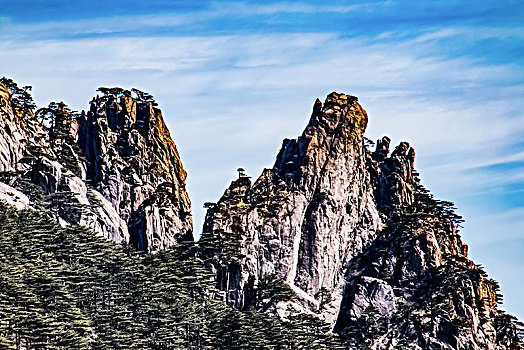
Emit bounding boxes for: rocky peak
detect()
[274,92,366,190]
[0,81,49,173]
[371,136,416,212]
[77,88,193,250]
[203,92,522,349]
[0,79,521,348]
[0,80,192,251]
[204,92,384,322]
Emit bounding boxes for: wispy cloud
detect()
[0,2,379,41]
[208,2,367,15]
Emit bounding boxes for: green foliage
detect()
[35,102,77,140]
[410,173,465,230]
[0,202,342,349]
[97,87,124,97]
[198,229,244,265]
[339,306,389,349]
[131,88,158,106]
[34,101,86,177]
[363,137,375,151]
[252,274,296,312]
[286,308,345,350]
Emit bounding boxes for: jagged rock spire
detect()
[202,92,522,349]
[204,92,384,321]
[78,89,193,250]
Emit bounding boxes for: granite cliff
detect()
[203,92,522,349]
[0,80,192,251]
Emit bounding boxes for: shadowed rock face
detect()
[0,83,192,251]
[0,83,49,173]
[1,79,521,348]
[203,92,522,349]
[371,137,416,212]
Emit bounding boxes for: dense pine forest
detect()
[0,202,343,349]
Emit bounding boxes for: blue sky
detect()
[1,0,524,319]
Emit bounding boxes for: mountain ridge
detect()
[0,79,192,251]
[0,77,522,349]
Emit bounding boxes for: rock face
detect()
[371,136,416,211]
[0,83,49,173]
[78,92,193,250]
[0,182,29,209]
[1,78,520,348]
[332,201,507,349]
[204,93,412,321]
[0,81,192,251]
[203,92,522,349]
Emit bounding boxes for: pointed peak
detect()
[313,98,322,113]
[375,136,391,159]
[325,92,358,105]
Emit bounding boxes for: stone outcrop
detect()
[1,78,520,348]
[0,83,49,173]
[0,182,29,209]
[78,91,193,250]
[371,136,416,212]
[203,92,522,349]
[332,204,504,349]
[0,81,192,250]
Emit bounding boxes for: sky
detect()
[1,0,524,319]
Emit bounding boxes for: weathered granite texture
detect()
[78,92,193,250]
[332,196,509,349]
[0,182,29,209]
[204,93,406,322]
[1,78,520,348]
[0,83,49,173]
[203,92,522,349]
[0,82,192,250]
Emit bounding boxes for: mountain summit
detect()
[203,92,522,349]
[0,80,192,251]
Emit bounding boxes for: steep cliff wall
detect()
[0,81,192,251]
[332,192,506,349]
[1,79,520,348]
[78,91,193,250]
[203,93,417,323]
[0,82,49,173]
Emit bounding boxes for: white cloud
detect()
[2,31,523,199]
[207,1,366,15]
